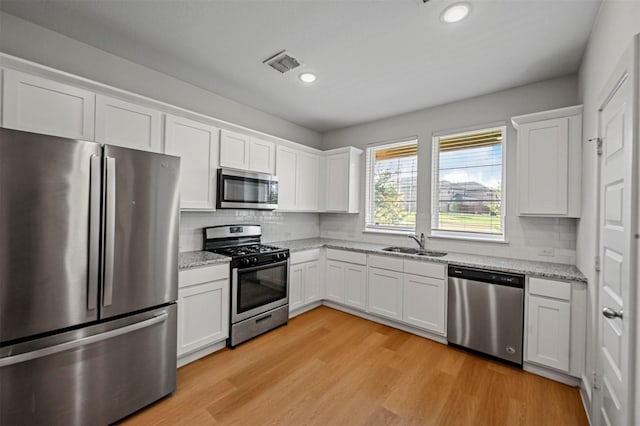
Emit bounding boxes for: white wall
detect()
[0,11,321,149]
[321,76,579,264]
[575,0,640,414]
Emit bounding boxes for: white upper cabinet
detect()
[323,147,362,213]
[219,129,275,174]
[275,144,320,212]
[512,105,582,217]
[164,114,219,210]
[2,68,95,140]
[95,94,163,152]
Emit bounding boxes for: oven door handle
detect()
[234,259,289,274]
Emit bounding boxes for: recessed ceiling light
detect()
[299,72,317,83]
[441,2,470,23]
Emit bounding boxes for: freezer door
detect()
[101,145,180,318]
[0,304,177,426]
[0,128,101,343]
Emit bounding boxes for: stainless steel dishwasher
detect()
[447,265,525,366]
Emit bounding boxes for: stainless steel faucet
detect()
[408,232,426,249]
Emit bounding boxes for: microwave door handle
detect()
[87,155,101,311]
[103,156,116,307]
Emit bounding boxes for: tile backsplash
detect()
[181,210,577,265]
[319,213,577,264]
[180,210,320,252]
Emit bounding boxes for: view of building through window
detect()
[432,127,505,237]
[365,140,417,232]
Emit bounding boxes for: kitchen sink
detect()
[381,246,447,257]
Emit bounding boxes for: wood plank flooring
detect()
[119,306,588,426]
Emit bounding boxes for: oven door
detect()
[232,260,289,323]
[217,169,278,210]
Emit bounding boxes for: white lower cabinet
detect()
[325,250,367,310]
[368,268,403,320]
[526,295,571,371]
[289,260,321,313]
[403,274,446,334]
[524,277,585,378]
[366,255,446,335]
[177,264,229,365]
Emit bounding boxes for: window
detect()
[365,139,418,233]
[431,126,506,240]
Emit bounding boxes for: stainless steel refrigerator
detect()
[0,128,180,425]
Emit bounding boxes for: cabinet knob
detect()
[602,307,623,320]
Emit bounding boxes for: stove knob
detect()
[272,254,279,261]
[252,257,258,264]
[241,258,250,266]
[279,253,286,260]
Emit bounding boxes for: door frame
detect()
[593,33,639,426]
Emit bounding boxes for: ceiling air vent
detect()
[263,50,301,74]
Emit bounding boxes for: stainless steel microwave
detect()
[217,168,278,210]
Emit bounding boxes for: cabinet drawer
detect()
[179,263,229,288]
[403,259,445,279]
[529,277,571,301]
[368,254,403,272]
[290,248,321,265]
[326,248,366,265]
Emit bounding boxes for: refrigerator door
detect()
[0,128,102,343]
[0,304,177,426]
[101,145,180,319]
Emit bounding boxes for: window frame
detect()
[430,125,507,242]
[364,137,419,235]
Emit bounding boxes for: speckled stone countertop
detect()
[268,238,587,283]
[179,251,231,270]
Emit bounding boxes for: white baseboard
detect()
[322,301,448,345]
[580,373,593,425]
[289,301,323,319]
[177,340,226,368]
[523,362,581,387]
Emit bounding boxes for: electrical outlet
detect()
[538,248,555,257]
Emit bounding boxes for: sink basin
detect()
[381,247,447,257]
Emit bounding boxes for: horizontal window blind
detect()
[366,140,418,232]
[432,127,505,237]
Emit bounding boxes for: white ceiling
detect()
[0,0,602,132]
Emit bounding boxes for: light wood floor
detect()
[120,306,588,426]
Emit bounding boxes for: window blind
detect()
[365,139,418,232]
[432,127,505,237]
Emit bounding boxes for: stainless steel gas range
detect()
[203,225,289,347]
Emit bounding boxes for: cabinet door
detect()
[297,152,320,211]
[325,260,345,303]
[165,115,219,210]
[325,153,349,211]
[518,118,569,215]
[2,69,95,140]
[275,145,298,210]
[95,95,162,152]
[526,295,571,371]
[304,261,321,303]
[249,138,276,174]
[403,274,445,334]
[289,264,304,312]
[177,278,229,357]
[344,264,367,310]
[368,268,403,320]
[219,129,249,170]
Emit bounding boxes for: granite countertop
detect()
[268,238,587,283]
[179,251,231,269]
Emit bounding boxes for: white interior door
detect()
[595,38,638,426]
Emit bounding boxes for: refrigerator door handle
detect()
[103,156,116,307]
[0,312,168,367]
[88,155,102,311]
